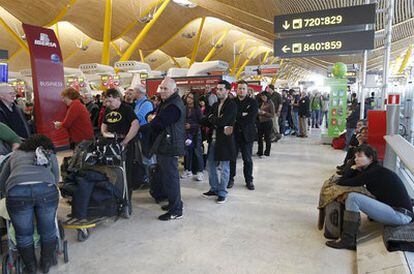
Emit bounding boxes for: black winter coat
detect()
[234,97,258,143]
[204,97,237,161]
[298,96,310,117]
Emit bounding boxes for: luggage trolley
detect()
[61,139,131,242]
[0,213,69,273]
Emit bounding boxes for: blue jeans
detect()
[280,111,288,135]
[292,111,299,132]
[320,111,328,128]
[184,130,204,173]
[230,141,253,184]
[311,110,320,127]
[6,183,59,248]
[346,193,412,225]
[207,142,230,198]
[157,155,183,215]
[345,128,355,150]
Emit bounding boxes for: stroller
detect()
[0,201,69,274]
[60,138,131,242]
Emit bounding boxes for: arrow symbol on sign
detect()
[282,45,291,53]
[282,21,290,30]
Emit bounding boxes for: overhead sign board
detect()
[274,4,376,34]
[0,50,8,60]
[274,30,374,58]
[245,64,280,76]
[327,71,358,78]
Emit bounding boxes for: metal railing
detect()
[384,134,414,197]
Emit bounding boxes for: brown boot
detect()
[326,211,360,250]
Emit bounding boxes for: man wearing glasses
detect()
[0,84,30,139]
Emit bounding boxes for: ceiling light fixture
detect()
[181,31,196,39]
[172,0,197,8]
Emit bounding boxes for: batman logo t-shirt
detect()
[106,111,122,123]
[103,102,137,136]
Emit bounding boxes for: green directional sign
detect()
[274,30,374,58]
[274,4,376,34]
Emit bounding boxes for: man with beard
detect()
[202,80,237,203]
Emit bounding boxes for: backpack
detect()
[332,133,346,150]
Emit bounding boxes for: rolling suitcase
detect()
[324,201,344,240]
[149,164,167,203]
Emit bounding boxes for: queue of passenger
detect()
[0,78,336,272]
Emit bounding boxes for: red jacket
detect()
[61,99,94,143]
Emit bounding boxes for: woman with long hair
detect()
[181,92,204,181]
[257,92,275,157]
[327,145,413,250]
[0,134,60,273]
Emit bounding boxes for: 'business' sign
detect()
[23,23,69,148]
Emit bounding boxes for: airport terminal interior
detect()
[0,0,414,273]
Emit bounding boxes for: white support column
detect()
[381,0,395,109]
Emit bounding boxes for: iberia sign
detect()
[34,33,57,48]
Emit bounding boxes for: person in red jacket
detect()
[54,87,94,148]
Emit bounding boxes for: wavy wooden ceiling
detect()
[0,0,413,83]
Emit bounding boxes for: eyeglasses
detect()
[158,86,169,91]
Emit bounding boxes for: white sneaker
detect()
[195,172,204,181]
[180,170,192,179]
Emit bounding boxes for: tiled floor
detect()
[48,129,355,273]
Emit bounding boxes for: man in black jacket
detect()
[84,93,100,134]
[0,84,30,139]
[298,91,310,138]
[202,80,237,204]
[146,77,185,220]
[228,80,258,190]
[345,103,360,150]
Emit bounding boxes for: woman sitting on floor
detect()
[326,144,413,250]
